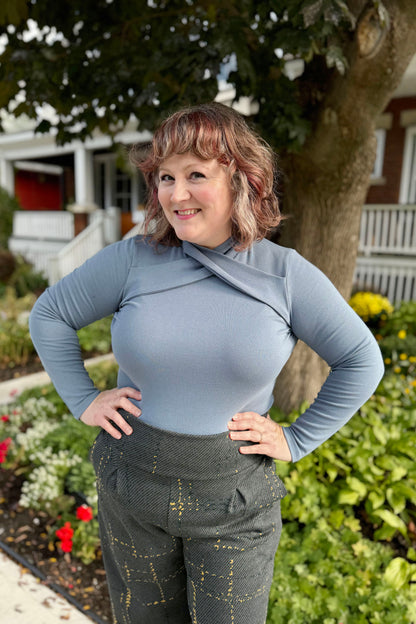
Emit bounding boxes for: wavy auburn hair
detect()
[130,102,282,250]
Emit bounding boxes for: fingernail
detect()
[232,414,239,420]
[136,410,141,417]
[227,421,233,428]
[126,427,133,435]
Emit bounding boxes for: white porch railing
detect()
[359,204,416,256]
[11,211,74,241]
[354,204,416,302]
[354,255,416,303]
[9,208,121,284]
[48,215,105,284]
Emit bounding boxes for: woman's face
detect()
[157,153,233,249]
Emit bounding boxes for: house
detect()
[0,64,415,299]
[0,89,256,283]
[356,54,416,302]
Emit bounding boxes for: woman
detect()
[30,102,384,624]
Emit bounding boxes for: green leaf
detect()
[390,465,408,482]
[407,547,416,562]
[329,509,344,529]
[338,489,360,505]
[386,488,406,514]
[373,509,408,536]
[368,490,385,510]
[384,557,412,590]
[347,476,367,498]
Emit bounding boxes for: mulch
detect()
[0,466,112,623]
[0,354,45,383]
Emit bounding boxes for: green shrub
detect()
[271,372,416,546]
[0,249,16,282]
[77,316,112,354]
[0,186,20,249]
[378,301,416,338]
[267,519,416,624]
[0,288,36,367]
[7,255,48,297]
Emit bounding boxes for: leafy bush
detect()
[267,519,416,624]
[77,315,112,354]
[377,301,416,338]
[0,249,16,282]
[271,372,416,546]
[6,255,48,297]
[378,332,416,374]
[0,286,113,371]
[0,288,36,367]
[0,186,20,249]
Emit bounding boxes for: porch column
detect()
[0,158,15,195]
[74,146,94,206]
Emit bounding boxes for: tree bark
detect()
[273,0,416,413]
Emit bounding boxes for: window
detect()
[94,153,146,219]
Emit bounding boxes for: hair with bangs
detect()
[130,102,282,250]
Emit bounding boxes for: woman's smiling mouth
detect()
[174,209,201,219]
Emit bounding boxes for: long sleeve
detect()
[282,251,385,462]
[29,239,134,419]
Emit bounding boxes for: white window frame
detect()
[399,125,416,204]
[93,153,145,221]
[370,128,386,181]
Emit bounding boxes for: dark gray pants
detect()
[90,413,286,624]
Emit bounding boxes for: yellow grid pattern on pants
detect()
[90,412,286,624]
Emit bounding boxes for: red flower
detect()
[0,438,12,463]
[1,415,9,422]
[76,504,94,522]
[56,522,74,541]
[60,539,73,553]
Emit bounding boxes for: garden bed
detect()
[0,466,112,622]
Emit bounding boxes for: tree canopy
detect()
[0,0,397,149]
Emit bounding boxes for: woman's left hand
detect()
[228,412,292,462]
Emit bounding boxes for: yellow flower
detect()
[409,356,416,363]
[398,330,407,339]
[384,357,391,365]
[394,366,401,374]
[348,292,393,322]
[399,353,408,361]
[411,380,416,387]
[405,388,410,394]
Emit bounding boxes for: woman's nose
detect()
[171,180,191,202]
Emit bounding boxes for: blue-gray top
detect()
[29,236,384,462]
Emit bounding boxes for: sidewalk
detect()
[0,353,115,405]
[0,550,93,624]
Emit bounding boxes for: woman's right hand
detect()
[80,387,142,439]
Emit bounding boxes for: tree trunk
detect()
[273,0,416,413]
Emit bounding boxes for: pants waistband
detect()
[114,410,269,479]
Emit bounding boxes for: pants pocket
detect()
[231,457,286,516]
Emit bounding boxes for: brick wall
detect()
[366,96,416,204]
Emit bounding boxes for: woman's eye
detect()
[190,171,205,179]
[159,174,173,182]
